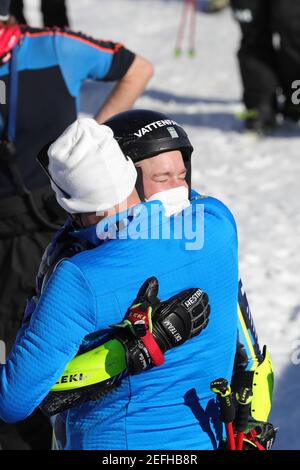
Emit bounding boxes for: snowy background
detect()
[27,0,300,450]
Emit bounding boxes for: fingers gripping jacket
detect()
[152,288,210,352]
[114,288,210,374]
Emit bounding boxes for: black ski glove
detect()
[113,277,210,374]
[152,287,210,352]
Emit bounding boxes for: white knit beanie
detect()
[47,118,137,214]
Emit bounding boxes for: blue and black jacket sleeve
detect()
[53,28,136,92]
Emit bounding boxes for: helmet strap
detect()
[184,157,192,199]
[135,166,145,200]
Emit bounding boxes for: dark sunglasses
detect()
[36,142,71,199]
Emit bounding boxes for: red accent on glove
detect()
[127,305,165,366]
[141,331,165,366]
[127,305,150,329]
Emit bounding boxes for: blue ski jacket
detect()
[0,197,239,450]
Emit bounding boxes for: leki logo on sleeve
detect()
[56,373,85,385]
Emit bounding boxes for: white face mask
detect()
[146,186,190,217]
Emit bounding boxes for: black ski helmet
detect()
[104,109,194,199]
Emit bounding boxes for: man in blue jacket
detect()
[24,110,274,450]
[0,117,239,449]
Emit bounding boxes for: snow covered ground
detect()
[27,0,300,450]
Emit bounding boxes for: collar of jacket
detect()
[191,188,199,199]
[69,200,166,246]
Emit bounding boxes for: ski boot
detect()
[241,105,277,135]
[202,0,229,13]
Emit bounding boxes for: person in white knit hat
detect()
[45,118,139,229]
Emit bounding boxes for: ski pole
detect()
[235,386,253,450]
[188,0,197,56]
[210,378,236,450]
[174,0,190,56]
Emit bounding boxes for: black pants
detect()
[0,188,66,449]
[10,0,69,27]
[0,409,52,450]
[231,0,300,113]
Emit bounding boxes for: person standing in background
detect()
[10,0,69,27]
[231,0,300,133]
